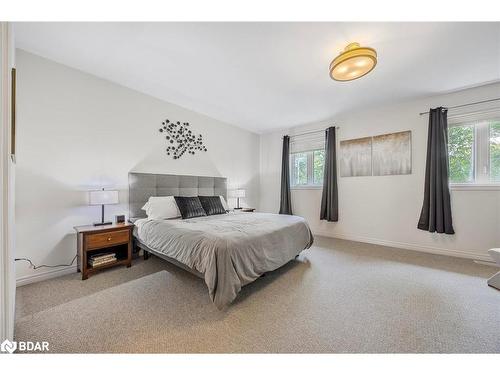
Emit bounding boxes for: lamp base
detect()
[93,221,112,227]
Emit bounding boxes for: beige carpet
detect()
[15,237,500,353]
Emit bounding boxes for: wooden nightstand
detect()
[74,223,134,280]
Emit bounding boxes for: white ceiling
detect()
[14,22,500,134]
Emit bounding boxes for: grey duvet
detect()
[135,212,313,309]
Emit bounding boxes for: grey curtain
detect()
[320,127,339,222]
[279,135,293,215]
[417,107,455,234]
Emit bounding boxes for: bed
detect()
[129,172,313,309]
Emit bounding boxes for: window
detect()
[448,125,474,183]
[289,130,326,188]
[491,122,500,182]
[290,149,325,188]
[448,118,500,185]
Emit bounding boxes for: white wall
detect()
[260,82,500,261]
[15,50,260,282]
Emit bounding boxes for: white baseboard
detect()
[312,230,492,262]
[16,265,77,287]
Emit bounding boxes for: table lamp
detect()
[231,189,246,210]
[89,189,119,226]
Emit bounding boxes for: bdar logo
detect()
[1,339,17,354]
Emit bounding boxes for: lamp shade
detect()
[329,42,377,81]
[89,190,119,205]
[230,189,246,198]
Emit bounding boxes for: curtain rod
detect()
[284,126,339,139]
[419,97,500,116]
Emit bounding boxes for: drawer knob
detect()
[107,237,112,241]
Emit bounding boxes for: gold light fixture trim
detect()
[329,42,377,81]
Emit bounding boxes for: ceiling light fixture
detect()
[329,42,377,81]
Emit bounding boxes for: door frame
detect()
[0,21,15,342]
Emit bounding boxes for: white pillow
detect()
[219,195,229,211]
[141,196,181,220]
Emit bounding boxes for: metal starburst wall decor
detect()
[158,119,207,159]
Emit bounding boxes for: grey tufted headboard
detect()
[128,172,227,220]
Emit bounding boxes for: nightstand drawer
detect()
[86,230,130,250]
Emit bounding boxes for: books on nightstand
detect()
[89,253,117,267]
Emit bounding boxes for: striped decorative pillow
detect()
[173,196,207,219]
[198,196,227,216]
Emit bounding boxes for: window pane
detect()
[292,152,308,185]
[313,150,325,185]
[490,121,500,182]
[448,125,474,183]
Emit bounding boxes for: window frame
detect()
[290,149,325,190]
[448,116,500,191]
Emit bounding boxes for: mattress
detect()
[134,211,313,309]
